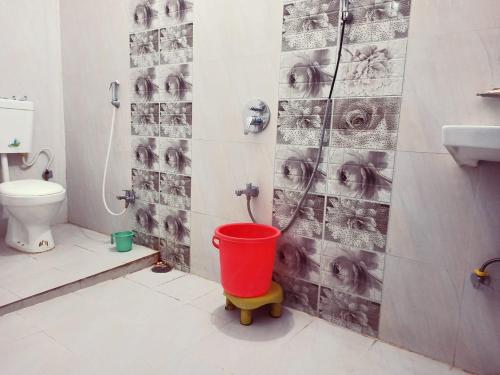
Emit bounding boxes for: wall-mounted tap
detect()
[235,183,259,198]
[236,183,259,223]
[470,257,500,288]
[117,189,136,208]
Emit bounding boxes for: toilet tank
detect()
[0,98,34,153]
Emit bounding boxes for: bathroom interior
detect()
[0,0,499,374]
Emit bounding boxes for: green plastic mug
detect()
[110,231,135,252]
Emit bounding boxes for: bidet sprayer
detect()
[109,80,120,108]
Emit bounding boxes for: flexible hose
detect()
[102,107,126,216]
[479,258,500,273]
[22,148,54,171]
[280,20,347,233]
[247,196,257,223]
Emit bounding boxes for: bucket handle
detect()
[110,232,136,245]
[212,235,220,249]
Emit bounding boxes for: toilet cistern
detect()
[0,97,66,252]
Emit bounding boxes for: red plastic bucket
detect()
[212,223,281,298]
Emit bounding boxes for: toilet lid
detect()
[0,179,65,197]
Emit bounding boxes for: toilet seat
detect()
[0,179,66,206]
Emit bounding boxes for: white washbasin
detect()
[442,125,500,167]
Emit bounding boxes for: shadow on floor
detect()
[210,304,298,342]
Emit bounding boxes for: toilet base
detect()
[5,215,55,253]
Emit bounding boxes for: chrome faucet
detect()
[117,189,136,208]
[235,183,259,198]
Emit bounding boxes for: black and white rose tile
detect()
[327,149,394,203]
[129,0,193,271]
[345,0,412,44]
[160,239,190,272]
[282,0,340,51]
[132,137,160,170]
[319,286,381,336]
[331,96,401,150]
[273,272,319,316]
[132,202,160,237]
[134,231,161,251]
[321,242,384,301]
[279,49,338,99]
[130,68,159,102]
[160,23,193,64]
[158,206,191,245]
[275,234,321,283]
[272,189,325,239]
[159,139,191,175]
[275,0,411,339]
[277,99,330,146]
[131,103,160,136]
[274,145,327,193]
[129,0,194,32]
[334,39,407,97]
[156,64,193,102]
[160,102,192,138]
[132,168,160,203]
[325,196,390,252]
[160,173,191,210]
[130,29,160,68]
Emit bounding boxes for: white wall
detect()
[379,1,500,374]
[189,0,283,281]
[60,0,131,234]
[0,0,68,232]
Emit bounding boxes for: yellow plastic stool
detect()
[224,282,283,326]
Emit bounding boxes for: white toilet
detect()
[0,98,66,253]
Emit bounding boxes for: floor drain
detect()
[151,261,173,273]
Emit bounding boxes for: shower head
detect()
[341,0,353,23]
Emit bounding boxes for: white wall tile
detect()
[0,0,67,231]
[454,276,500,375]
[379,255,464,365]
[60,0,131,234]
[191,139,275,224]
[398,26,500,153]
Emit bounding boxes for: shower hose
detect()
[102,106,126,216]
[247,19,348,233]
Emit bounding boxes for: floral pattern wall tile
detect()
[130,30,160,68]
[275,234,321,284]
[324,196,390,252]
[277,99,331,146]
[273,272,319,316]
[131,103,160,136]
[129,0,194,32]
[327,149,394,203]
[321,242,384,302]
[274,145,328,194]
[282,0,340,51]
[319,286,381,336]
[129,0,194,272]
[274,0,410,337]
[132,169,160,203]
[273,189,325,239]
[345,0,411,44]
